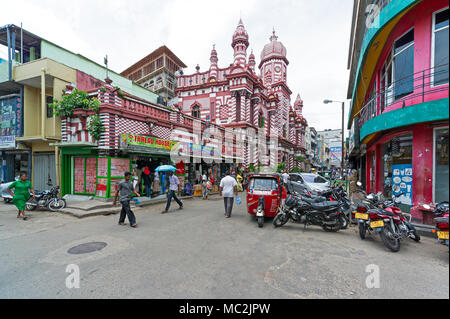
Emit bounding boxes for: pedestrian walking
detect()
[236,172,244,192]
[281,170,290,185]
[113,172,140,228]
[142,166,153,197]
[153,171,160,196]
[7,172,35,220]
[161,171,183,214]
[219,170,238,218]
[202,172,208,199]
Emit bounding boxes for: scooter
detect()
[0,176,19,203]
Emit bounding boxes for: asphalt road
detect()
[0,196,448,299]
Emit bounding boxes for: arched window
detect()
[192,105,201,118]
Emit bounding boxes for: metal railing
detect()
[356,64,449,127]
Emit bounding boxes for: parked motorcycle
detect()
[430,202,449,247]
[355,192,420,252]
[273,187,349,232]
[0,176,19,203]
[26,186,66,212]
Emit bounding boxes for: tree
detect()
[276,162,285,173]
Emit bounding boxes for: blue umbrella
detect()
[155,165,176,172]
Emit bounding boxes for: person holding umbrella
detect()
[155,165,183,214]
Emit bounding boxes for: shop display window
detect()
[74,157,97,195]
[381,133,413,205]
[434,128,449,203]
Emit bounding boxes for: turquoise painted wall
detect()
[349,0,421,122]
[40,41,158,103]
[360,98,449,141]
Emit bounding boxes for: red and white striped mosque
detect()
[175,19,308,170]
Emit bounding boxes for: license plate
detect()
[437,231,449,240]
[355,213,368,220]
[370,220,384,228]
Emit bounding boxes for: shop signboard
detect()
[190,143,202,157]
[120,134,174,152]
[0,135,15,149]
[392,164,413,205]
[330,145,342,166]
[0,94,22,137]
[189,143,220,160]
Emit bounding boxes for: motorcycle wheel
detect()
[380,224,401,252]
[322,222,341,232]
[4,198,12,203]
[359,222,367,239]
[26,198,38,211]
[339,215,349,229]
[273,212,289,227]
[410,231,421,242]
[47,198,66,211]
[257,216,264,228]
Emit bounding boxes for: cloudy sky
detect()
[1,0,353,131]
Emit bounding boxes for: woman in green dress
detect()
[7,172,35,220]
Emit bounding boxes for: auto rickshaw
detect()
[246,173,285,227]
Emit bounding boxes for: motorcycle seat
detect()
[309,195,327,203]
[309,201,340,211]
[434,217,449,224]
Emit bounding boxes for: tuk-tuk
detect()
[246,173,285,228]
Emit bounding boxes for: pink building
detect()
[175,19,308,170]
[347,0,449,224]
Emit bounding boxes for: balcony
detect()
[357,64,449,128]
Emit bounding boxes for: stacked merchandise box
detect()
[95,157,131,198]
[96,157,109,198]
[85,157,97,194]
[74,157,85,194]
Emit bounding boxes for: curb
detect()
[59,196,195,218]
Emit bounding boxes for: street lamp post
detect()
[323,99,345,177]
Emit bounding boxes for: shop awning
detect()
[49,142,97,147]
[123,145,171,155]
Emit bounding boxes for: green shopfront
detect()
[59,143,132,199]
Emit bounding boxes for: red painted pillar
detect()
[366,150,372,193]
[374,144,384,193]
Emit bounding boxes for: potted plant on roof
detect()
[50,88,103,142]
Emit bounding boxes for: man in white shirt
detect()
[282,171,290,184]
[219,170,238,218]
[202,173,208,199]
[161,171,183,214]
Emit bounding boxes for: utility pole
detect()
[341,101,345,174]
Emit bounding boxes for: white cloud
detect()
[1,0,353,131]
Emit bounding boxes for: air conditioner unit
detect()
[157,96,167,106]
